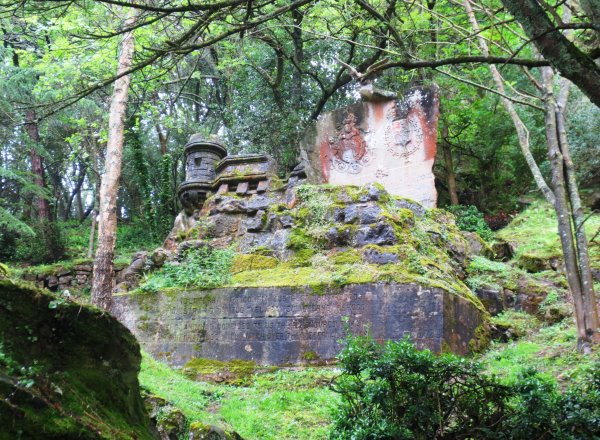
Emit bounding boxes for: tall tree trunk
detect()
[465,1,599,349]
[291,9,304,109]
[155,124,168,155]
[441,122,459,205]
[463,0,555,206]
[87,182,99,259]
[542,68,600,350]
[65,161,87,220]
[25,110,51,221]
[92,18,136,311]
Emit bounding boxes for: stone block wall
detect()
[112,283,485,367]
[22,263,125,292]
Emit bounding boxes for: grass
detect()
[496,200,600,261]
[139,353,339,439]
[480,319,600,386]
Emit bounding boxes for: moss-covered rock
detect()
[0,262,8,279]
[182,358,258,385]
[0,280,157,439]
[516,252,562,273]
[230,254,278,273]
[189,421,243,440]
[143,391,188,440]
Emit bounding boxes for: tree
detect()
[92,12,136,310]
[463,2,599,349]
[501,0,600,108]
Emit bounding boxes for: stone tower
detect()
[178,135,227,213]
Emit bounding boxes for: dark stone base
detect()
[112,283,484,366]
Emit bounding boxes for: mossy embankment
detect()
[140,184,486,312]
[139,353,337,440]
[0,280,157,439]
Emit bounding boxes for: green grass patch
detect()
[496,200,600,262]
[139,353,338,440]
[481,320,600,386]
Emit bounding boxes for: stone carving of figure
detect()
[328,113,371,174]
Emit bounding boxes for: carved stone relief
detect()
[327,113,373,174]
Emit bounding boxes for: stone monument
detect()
[300,85,439,207]
[112,89,489,368]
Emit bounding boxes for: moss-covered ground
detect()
[139,353,338,440]
[496,200,600,274]
[481,313,600,387]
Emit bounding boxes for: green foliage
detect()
[330,332,600,439]
[447,205,494,241]
[330,334,512,439]
[12,220,65,264]
[490,310,541,339]
[140,246,234,291]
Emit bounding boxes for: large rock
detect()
[112,283,486,366]
[0,280,157,439]
[298,86,440,207]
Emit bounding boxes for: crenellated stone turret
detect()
[178,135,228,213]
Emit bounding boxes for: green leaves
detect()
[140,246,234,292]
[331,332,600,439]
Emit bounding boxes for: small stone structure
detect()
[299,85,440,207]
[177,135,277,214]
[22,262,126,292]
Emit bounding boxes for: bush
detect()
[330,332,600,439]
[140,245,234,292]
[447,205,494,241]
[12,220,65,263]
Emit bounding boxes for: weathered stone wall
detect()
[112,283,484,367]
[299,86,439,207]
[21,262,125,292]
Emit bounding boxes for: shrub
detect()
[140,245,234,292]
[330,332,600,439]
[484,211,515,230]
[12,220,65,263]
[447,205,494,241]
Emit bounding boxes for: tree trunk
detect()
[92,18,136,311]
[441,122,459,205]
[463,0,555,206]
[291,9,304,109]
[65,162,87,220]
[501,0,600,109]
[25,110,51,221]
[87,180,100,259]
[544,70,600,349]
[155,124,168,155]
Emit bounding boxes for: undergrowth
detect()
[139,353,338,440]
[139,246,234,292]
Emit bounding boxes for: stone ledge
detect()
[112,282,485,366]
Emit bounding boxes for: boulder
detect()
[0,280,157,439]
[216,198,247,214]
[463,232,494,259]
[362,247,399,265]
[189,422,243,440]
[151,247,170,269]
[144,392,188,440]
[354,223,397,246]
[490,240,514,261]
